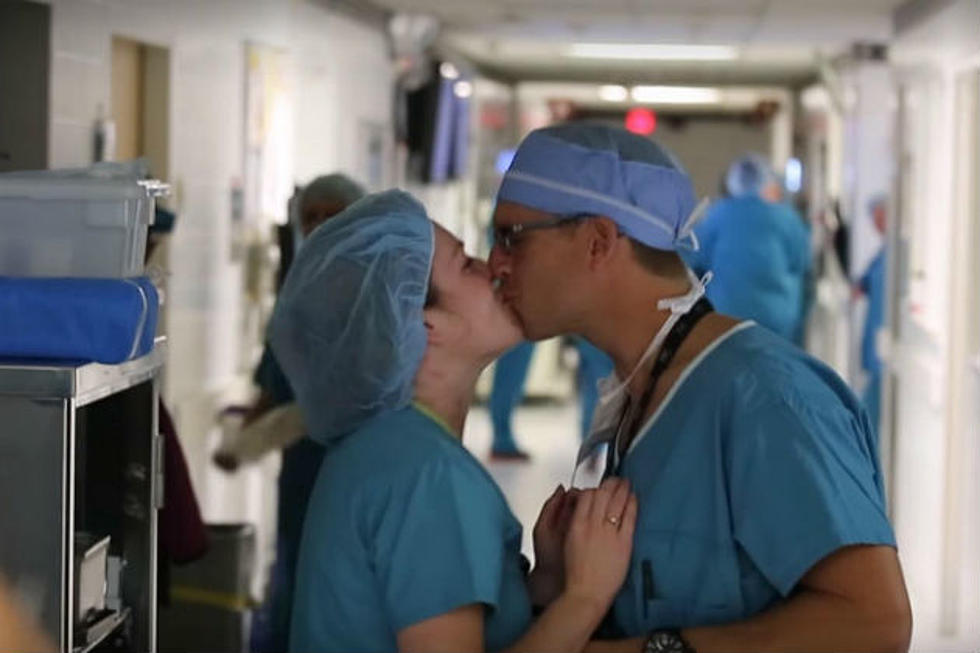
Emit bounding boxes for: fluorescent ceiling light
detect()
[598,85,629,102]
[567,43,737,61]
[631,85,721,104]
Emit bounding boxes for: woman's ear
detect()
[424,306,464,346]
[423,306,448,345]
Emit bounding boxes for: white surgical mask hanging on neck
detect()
[570,269,712,487]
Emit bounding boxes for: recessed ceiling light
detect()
[454,80,473,98]
[598,85,629,102]
[567,44,737,61]
[630,86,722,104]
[440,62,460,79]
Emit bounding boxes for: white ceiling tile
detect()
[376,0,908,84]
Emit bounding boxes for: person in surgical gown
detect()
[270,190,637,653]
[684,154,811,344]
[489,338,613,462]
[218,173,365,653]
[856,194,889,436]
[489,123,910,652]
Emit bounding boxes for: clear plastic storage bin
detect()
[0,174,167,278]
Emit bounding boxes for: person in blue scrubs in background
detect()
[856,194,888,438]
[270,190,638,653]
[215,173,365,653]
[490,124,911,653]
[488,339,535,460]
[683,154,811,344]
[490,337,613,464]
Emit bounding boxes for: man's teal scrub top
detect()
[606,323,895,635]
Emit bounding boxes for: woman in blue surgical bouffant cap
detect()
[270,189,637,653]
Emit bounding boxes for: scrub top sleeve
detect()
[372,457,507,632]
[726,395,896,597]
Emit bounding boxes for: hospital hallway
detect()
[1,0,979,652]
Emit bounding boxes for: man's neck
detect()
[583,276,693,399]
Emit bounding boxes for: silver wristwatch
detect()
[643,629,694,653]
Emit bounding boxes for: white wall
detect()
[42,0,394,590]
[289,2,393,188]
[888,1,980,650]
[839,63,896,283]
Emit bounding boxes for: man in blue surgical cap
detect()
[683,154,811,344]
[489,123,910,653]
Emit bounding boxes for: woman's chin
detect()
[503,315,527,346]
[489,324,526,358]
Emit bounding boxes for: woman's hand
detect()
[533,485,580,573]
[501,481,637,653]
[530,485,580,606]
[562,477,637,611]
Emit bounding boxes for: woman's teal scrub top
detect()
[290,404,532,652]
[606,323,896,635]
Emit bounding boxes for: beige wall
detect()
[652,115,772,200]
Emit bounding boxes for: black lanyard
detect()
[604,296,714,477]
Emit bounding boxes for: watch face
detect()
[648,630,688,653]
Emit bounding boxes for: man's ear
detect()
[587,216,620,269]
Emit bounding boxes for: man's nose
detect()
[489,244,511,280]
[472,258,492,280]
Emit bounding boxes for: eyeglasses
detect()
[493,213,594,253]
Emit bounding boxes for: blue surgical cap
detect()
[497,123,702,251]
[269,190,434,444]
[301,173,366,210]
[725,153,777,198]
[292,173,366,233]
[867,193,888,214]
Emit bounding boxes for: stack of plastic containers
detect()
[0,161,168,363]
[0,161,167,278]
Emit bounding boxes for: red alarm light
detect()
[625,107,657,135]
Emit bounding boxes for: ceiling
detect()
[370,0,909,87]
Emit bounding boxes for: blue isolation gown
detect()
[684,196,811,342]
